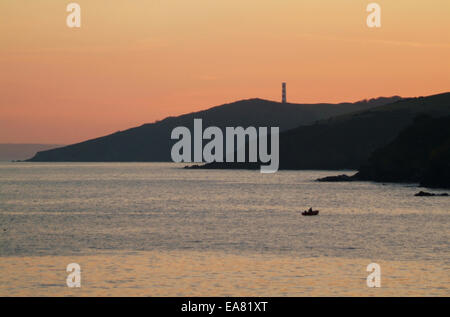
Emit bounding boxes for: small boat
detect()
[302,209,319,216]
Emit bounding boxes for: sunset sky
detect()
[1,0,449,144]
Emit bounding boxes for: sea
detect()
[0,162,448,296]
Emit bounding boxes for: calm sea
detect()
[0,162,448,296]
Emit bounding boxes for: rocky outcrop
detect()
[414,191,448,197]
[316,174,356,182]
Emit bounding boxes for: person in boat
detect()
[308,207,313,213]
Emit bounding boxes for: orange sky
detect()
[1,0,449,143]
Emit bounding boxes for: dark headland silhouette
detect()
[196,93,450,166]
[317,114,450,189]
[355,114,450,188]
[27,97,400,162]
[0,144,63,161]
[25,92,450,188]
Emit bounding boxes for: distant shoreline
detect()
[0,144,63,161]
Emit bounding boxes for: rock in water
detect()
[414,191,449,197]
[316,174,355,182]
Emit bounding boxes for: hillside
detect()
[0,144,62,161]
[355,115,450,188]
[198,92,450,170]
[27,97,399,162]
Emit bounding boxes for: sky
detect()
[1,0,449,144]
